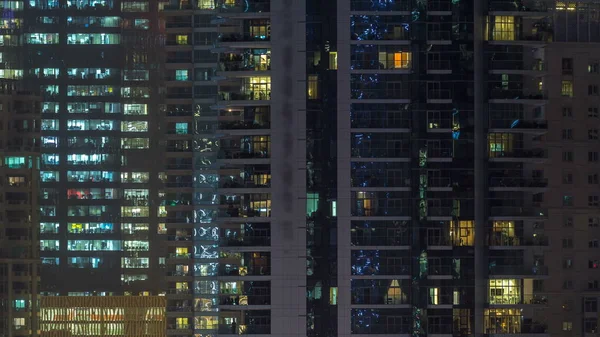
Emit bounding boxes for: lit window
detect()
[175,70,189,81]
[308,75,319,99]
[561,81,573,97]
[329,51,338,70]
[563,321,573,331]
[393,52,411,69]
[176,35,188,45]
[491,16,515,41]
[13,318,25,329]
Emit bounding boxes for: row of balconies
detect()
[160,0,269,13]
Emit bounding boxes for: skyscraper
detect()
[3,0,599,336]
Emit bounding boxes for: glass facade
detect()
[33,1,164,295]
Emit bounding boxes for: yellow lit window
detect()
[329,51,338,70]
[491,221,517,246]
[450,220,474,246]
[197,0,216,9]
[491,16,515,41]
[329,287,338,305]
[561,80,573,97]
[488,279,521,305]
[394,52,412,69]
[176,35,188,45]
[158,206,167,217]
[308,75,319,99]
[488,133,513,157]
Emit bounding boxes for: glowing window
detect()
[492,16,515,41]
[176,35,188,45]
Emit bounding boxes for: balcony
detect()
[488,89,548,104]
[427,31,451,42]
[488,31,552,45]
[488,265,548,277]
[219,61,270,72]
[489,207,548,219]
[219,91,271,102]
[485,322,548,335]
[217,33,270,44]
[489,60,547,75]
[217,0,270,13]
[220,177,270,189]
[219,294,270,306]
[488,0,549,14]
[427,265,453,278]
[489,119,548,134]
[218,265,270,277]
[488,234,549,247]
[489,177,548,191]
[220,236,271,247]
[489,293,548,305]
[427,0,453,11]
[350,0,410,11]
[488,149,547,162]
[219,207,269,219]
[167,306,192,312]
[218,324,270,335]
[167,324,193,331]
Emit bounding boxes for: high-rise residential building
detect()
[5,0,600,337]
[0,88,41,337]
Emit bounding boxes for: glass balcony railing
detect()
[351,0,410,11]
[218,33,270,43]
[218,265,270,277]
[488,149,547,160]
[218,324,270,335]
[488,234,549,246]
[489,293,548,305]
[489,89,548,100]
[489,119,547,130]
[217,0,270,13]
[488,265,548,276]
[489,207,547,217]
[485,322,548,334]
[220,236,270,247]
[489,0,549,12]
[219,91,271,101]
[489,177,548,188]
[219,61,271,72]
[219,294,270,306]
[489,60,546,72]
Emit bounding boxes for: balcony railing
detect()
[353,324,410,334]
[350,0,410,11]
[219,91,271,101]
[489,177,548,188]
[489,119,547,130]
[489,60,546,71]
[489,0,549,12]
[488,234,549,246]
[489,89,548,100]
[489,207,547,217]
[218,324,270,335]
[485,323,548,334]
[217,0,270,13]
[218,33,270,43]
[218,120,271,130]
[219,61,271,72]
[219,294,270,305]
[489,149,547,159]
[167,324,192,330]
[488,265,548,276]
[489,293,548,305]
[220,236,271,247]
